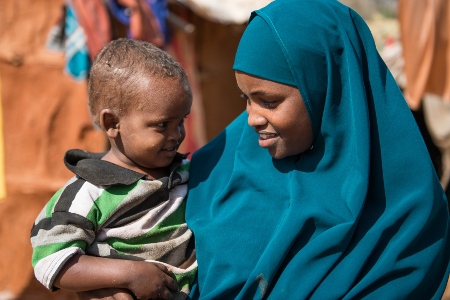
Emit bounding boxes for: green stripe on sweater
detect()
[174,267,198,292]
[176,161,190,173]
[46,188,64,218]
[32,240,87,267]
[107,199,187,253]
[86,181,140,227]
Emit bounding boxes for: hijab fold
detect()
[187,0,450,299]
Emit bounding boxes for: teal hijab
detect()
[186,0,450,299]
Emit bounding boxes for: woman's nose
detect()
[247,103,266,127]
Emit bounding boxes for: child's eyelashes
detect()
[180,114,190,125]
[155,117,186,128]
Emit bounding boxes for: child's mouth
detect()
[161,146,178,156]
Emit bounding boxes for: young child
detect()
[30,38,197,300]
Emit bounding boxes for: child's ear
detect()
[99,109,120,138]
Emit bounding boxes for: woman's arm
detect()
[54,254,179,299]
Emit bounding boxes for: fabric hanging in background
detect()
[148,0,170,43]
[64,1,91,80]
[166,10,207,155]
[46,6,67,53]
[105,0,167,47]
[47,0,169,79]
[46,0,112,80]
[423,94,450,190]
[398,0,450,110]
[399,0,450,196]
[70,0,112,61]
[174,0,273,24]
[0,77,5,201]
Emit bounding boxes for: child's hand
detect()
[125,261,179,299]
[76,288,134,300]
[54,255,178,299]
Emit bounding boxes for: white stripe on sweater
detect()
[68,181,104,218]
[101,180,163,228]
[31,224,95,248]
[97,184,187,240]
[34,247,85,291]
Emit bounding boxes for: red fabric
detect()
[117,0,165,47]
[166,12,207,156]
[71,0,112,60]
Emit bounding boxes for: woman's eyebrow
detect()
[236,85,268,96]
[249,90,267,96]
[236,84,271,97]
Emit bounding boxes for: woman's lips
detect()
[258,132,278,148]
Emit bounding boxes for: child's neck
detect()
[144,167,171,180]
[101,151,170,180]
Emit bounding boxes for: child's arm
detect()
[54,254,179,300]
[76,288,134,300]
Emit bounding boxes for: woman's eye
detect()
[262,100,277,109]
[241,94,248,101]
[179,118,185,126]
[240,93,251,105]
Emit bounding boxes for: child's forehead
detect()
[140,74,190,91]
[132,75,191,102]
[134,87,192,115]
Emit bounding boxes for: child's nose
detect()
[169,126,182,141]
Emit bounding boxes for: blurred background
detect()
[1,0,449,299]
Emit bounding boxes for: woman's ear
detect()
[99,109,120,138]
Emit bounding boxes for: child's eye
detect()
[179,118,185,126]
[157,122,168,128]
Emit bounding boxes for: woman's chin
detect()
[267,147,287,159]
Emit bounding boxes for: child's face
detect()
[115,77,192,172]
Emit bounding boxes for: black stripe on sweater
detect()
[107,187,170,228]
[31,211,95,238]
[54,177,86,212]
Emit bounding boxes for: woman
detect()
[186,0,450,299]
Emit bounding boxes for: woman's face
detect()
[236,71,313,159]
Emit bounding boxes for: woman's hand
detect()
[124,261,179,300]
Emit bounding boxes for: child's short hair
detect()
[88,38,190,126]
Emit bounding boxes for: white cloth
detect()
[175,0,273,24]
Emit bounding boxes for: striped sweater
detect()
[30,149,197,298]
